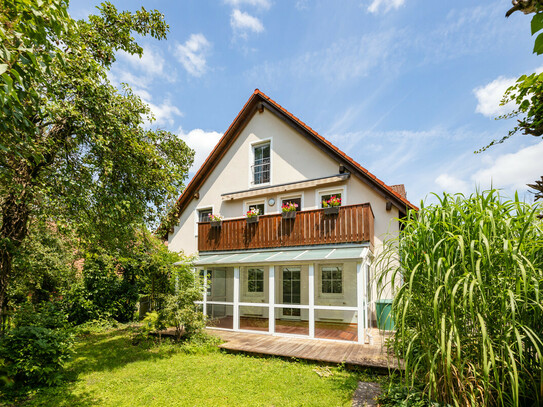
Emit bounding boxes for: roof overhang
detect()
[184,245,370,266]
[222,173,350,201]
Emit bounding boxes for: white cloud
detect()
[435,174,469,194]
[473,76,516,118]
[119,47,165,77]
[178,128,223,172]
[367,0,405,14]
[247,30,401,86]
[224,0,271,10]
[175,34,211,77]
[295,0,309,10]
[230,9,264,36]
[147,101,183,127]
[471,140,543,192]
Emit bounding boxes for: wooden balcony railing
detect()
[198,203,374,252]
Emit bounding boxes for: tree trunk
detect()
[0,192,30,330]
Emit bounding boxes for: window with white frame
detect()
[195,207,213,236]
[321,266,343,294]
[252,142,270,185]
[247,201,265,216]
[247,268,264,293]
[198,208,212,222]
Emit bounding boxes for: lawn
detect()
[1,326,376,406]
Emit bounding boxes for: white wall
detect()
[168,108,402,259]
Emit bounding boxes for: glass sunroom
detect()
[190,245,373,343]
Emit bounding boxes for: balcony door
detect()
[282,267,301,319]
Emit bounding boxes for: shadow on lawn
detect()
[69,327,177,375]
[1,383,99,407]
[1,328,180,406]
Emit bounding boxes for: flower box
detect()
[246,216,259,224]
[210,220,223,228]
[282,211,296,219]
[323,206,339,215]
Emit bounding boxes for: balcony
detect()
[198,203,374,252]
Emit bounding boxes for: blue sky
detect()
[69,0,543,205]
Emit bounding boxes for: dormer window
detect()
[252,142,270,185]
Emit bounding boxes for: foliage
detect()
[1,326,363,406]
[281,201,298,212]
[528,175,543,200]
[9,221,78,308]
[378,382,445,407]
[376,190,543,406]
[158,292,205,341]
[322,195,341,207]
[0,326,73,387]
[130,231,186,312]
[246,208,260,218]
[141,260,205,340]
[0,0,194,322]
[0,303,74,386]
[12,302,69,331]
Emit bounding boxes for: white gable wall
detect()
[168,108,402,281]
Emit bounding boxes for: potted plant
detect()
[246,208,260,224]
[208,213,223,228]
[322,195,341,215]
[281,201,298,219]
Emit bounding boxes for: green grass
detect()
[1,327,377,407]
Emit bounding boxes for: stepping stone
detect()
[352,381,381,407]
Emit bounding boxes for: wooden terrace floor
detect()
[208,329,399,370]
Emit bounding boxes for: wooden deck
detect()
[208,329,399,370]
[198,203,374,252]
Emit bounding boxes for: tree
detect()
[0,1,194,326]
[527,176,543,200]
[483,2,543,198]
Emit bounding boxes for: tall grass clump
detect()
[377,190,543,406]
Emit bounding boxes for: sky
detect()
[69,0,543,206]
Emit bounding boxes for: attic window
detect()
[252,142,270,185]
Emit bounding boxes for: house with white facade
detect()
[165,90,416,344]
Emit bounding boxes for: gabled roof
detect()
[165,90,417,235]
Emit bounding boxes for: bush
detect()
[80,253,139,323]
[0,302,74,387]
[377,190,543,406]
[378,382,445,407]
[0,326,73,386]
[12,302,69,330]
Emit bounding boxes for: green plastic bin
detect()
[376,299,394,331]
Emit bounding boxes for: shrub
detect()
[0,302,74,386]
[158,292,205,340]
[377,190,543,406]
[0,326,73,386]
[378,382,444,407]
[12,301,69,330]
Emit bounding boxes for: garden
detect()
[1,1,543,406]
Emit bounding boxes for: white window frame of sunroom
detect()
[197,258,370,344]
[241,266,267,300]
[277,192,304,213]
[194,205,214,237]
[318,264,344,299]
[315,185,347,209]
[249,138,272,189]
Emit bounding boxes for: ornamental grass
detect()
[377,190,543,406]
